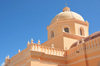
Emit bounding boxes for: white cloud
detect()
[1,62,5,66]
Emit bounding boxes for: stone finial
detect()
[5,55,10,64]
[86,20,89,25]
[7,55,9,59]
[18,49,20,53]
[38,40,40,45]
[28,41,30,45]
[6,55,9,59]
[31,38,34,44]
[27,41,30,47]
[86,20,88,22]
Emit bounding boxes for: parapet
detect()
[31,44,65,56]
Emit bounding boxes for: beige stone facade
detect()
[5,6,100,66]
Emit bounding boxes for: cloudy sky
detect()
[0,0,100,65]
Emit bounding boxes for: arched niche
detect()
[51,31,54,38]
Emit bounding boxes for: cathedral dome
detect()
[51,7,84,24]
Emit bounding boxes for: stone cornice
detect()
[48,19,89,29]
[31,51,66,64]
[63,32,84,40]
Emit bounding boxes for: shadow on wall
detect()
[98,62,100,66]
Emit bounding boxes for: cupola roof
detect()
[51,7,84,24]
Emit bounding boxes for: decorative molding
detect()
[66,54,100,66]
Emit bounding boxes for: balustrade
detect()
[31,44,64,56]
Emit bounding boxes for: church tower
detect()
[42,7,89,50]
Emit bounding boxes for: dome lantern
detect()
[63,7,70,12]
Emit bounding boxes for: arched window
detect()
[64,27,69,33]
[80,27,84,36]
[80,29,83,35]
[51,31,54,38]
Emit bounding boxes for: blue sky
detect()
[0,0,100,65]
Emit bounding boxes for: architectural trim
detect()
[66,55,100,66]
[63,32,83,40]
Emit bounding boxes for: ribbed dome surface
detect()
[51,7,84,24]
